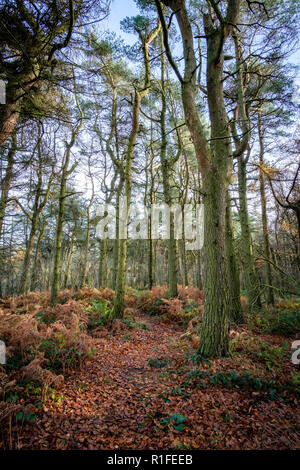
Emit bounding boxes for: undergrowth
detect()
[251,298,300,337]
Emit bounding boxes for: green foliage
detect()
[178,366,299,401]
[251,300,300,336]
[5,351,30,373]
[16,406,37,424]
[183,302,199,312]
[59,294,70,305]
[290,371,300,392]
[159,386,191,403]
[160,413,187,431]
[231,336,289,370]
[134,0,156,13]
[121,15,150,34]
[208,371,281,400]
[48,389,64,407]
[35,310,56,324]
[148,357,169,368]
[269,310,300,336]
[24,382,42,398]
[122,331,133,342]
[40,336,85,371]
[146,298,167,316]
[85,299,112,329]
[170,413,187,431]
[123,319,151,330]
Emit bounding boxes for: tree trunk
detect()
[51,169,67,305]
[225,191,243,323]
[156,0,240,356]
[50,74,83,305]
[19,214,38,293]
[31,218,45,291]
[238,152,261,310]
[19,128,53,294]
[113,22,161,317]
[99,238,107,288]
[113,179,123,290]
[0,98,19,148]
[258,112,274,305]
[198,20,235,357]
[64,236,75,289]
[113,93,142,316]
[0,131,16,239]
[159,34,178,297]
[181,214,188,287]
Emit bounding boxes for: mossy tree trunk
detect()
[80,156,95,289]
[237,153,261,310]
[225,191,243,323]
[231,30,261,311]
[159,33,179,297]
[145,130,156,290]
[258,111,275,305]
[99,238,107,289]
[156,0,240,357]
[30,216,46,291]
[0,131,16,239]
[64,228,76,289]
[113,179,123,290]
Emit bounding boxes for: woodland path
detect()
[16,313,300,450]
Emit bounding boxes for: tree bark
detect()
[156,0,240,356]
[237,152,261,310]
[258,112,274,305]
[225,191,243,323]
[0,131,16,239]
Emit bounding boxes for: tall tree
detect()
[113,15,161,317]
[50,72,83,305]
[156,0,240,356]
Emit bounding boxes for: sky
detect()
[74,0,298,223]
[100,0,300,87]
[89,0,299,218]
[100,0,139,45]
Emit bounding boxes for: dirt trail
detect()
[15,314,300,450]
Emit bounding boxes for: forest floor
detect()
[1,288,300,450]
[6,314,300,449]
